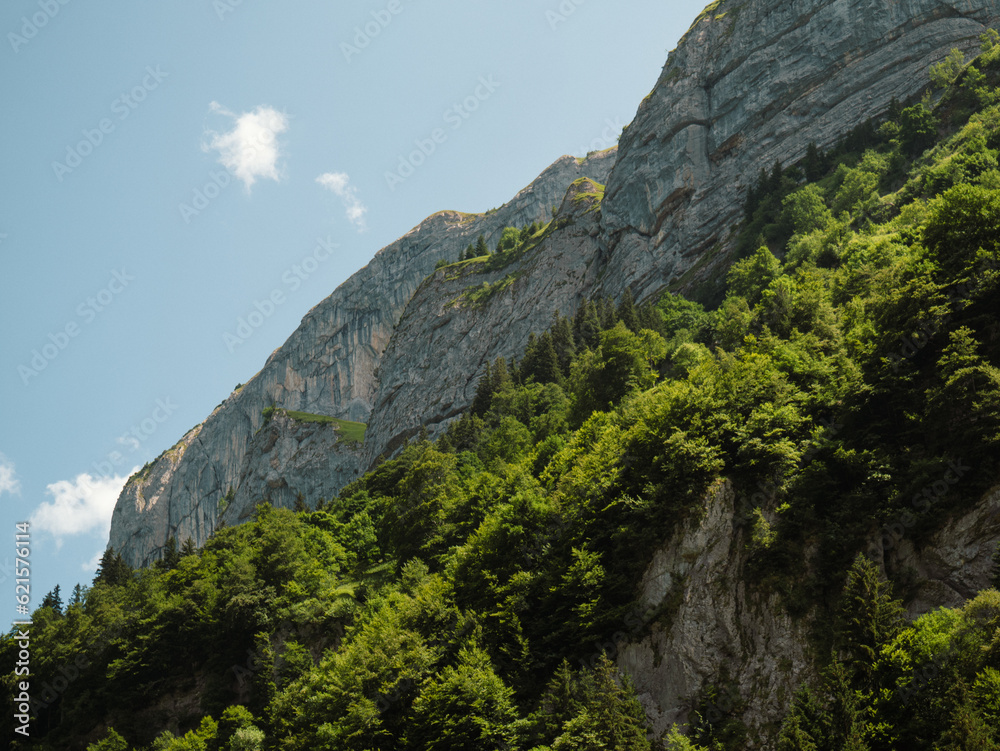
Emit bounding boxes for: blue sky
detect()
[0,0,697,618]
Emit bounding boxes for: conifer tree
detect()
[95,548,132,587]
[824,660,870,750]
[181,537,197,558]
[574,301,602,350]
[618,288,640,333]
[520,332,563,385]
[768,159,784,193]
[158,536,180,570]
[936,689,999,751]
[551,311,577,375]
[475,234,489,257]
[804,142,825,182]
[838,554,905,690]
[471,360,494,416]
[597,296,619,330]
[778,683,828,751]
[637,303,664,336]
[40,584,63,615]
[86,728,129,751]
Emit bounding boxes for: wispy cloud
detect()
[0,453,20,497]
[317,172,368,231]
[31,471,137,545]
[205,102,289,191]
[82,549,104,572]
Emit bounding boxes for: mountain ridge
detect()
[109,151,616,567]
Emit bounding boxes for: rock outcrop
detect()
[362,178,605,463]
[222,412,364,526]
[620,480,1000,743]
[600,0,1000,303]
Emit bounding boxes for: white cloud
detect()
[205,102,289,191]
[317,172,368,231]
[31,470,137,545]
[0,453,20,497]
[82,549,104,572]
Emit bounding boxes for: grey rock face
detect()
[600,0,1000,302]
[619,482,811,739]
[619,481,1000,743]
[362,179,605,464]
[108,152,614,567]
[221,412,364,526]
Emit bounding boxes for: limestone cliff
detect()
[619,480,1000,743]
[600,0,1000,303]
[362,178,605,464]
[109,152,615,567]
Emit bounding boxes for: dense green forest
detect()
[7,35,1000,751]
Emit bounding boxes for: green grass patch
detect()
[284,410,367,445]
[460,272,520,309]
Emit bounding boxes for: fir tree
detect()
[40,584,63,615]
[475,234,489,257]
[95,548,132,587]
[838,554,905,690]
[551,311,577,375]
[158,536,180,571]
[597,296,619,330]
[520,332,563,385]
[69,583,85,607]
[778,683,828,751]
[777,713,819,751]
[574,301,602,350]
[824,660,870,750]
[471,361,494,416]
[936,688,999,751]
[617,288,640,333]
[804,142,825,182]
[768,159,784,193]
[637,303,664,336]
[181,537,197,558]
[87,728,129,751]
